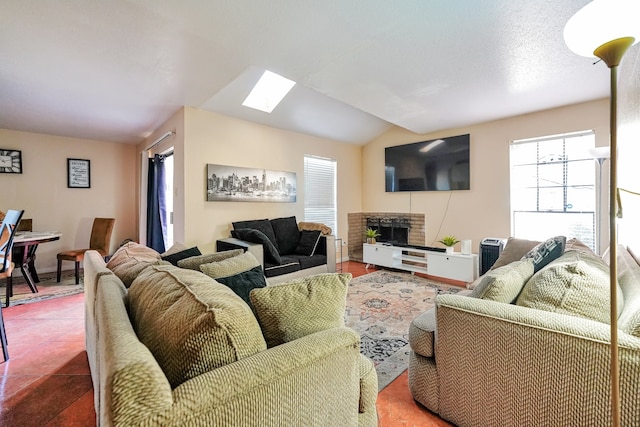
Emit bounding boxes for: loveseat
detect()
[408,237,640,427]
[216,216,336,284]
[84,242,377,426]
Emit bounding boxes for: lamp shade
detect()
[564,0,640,57]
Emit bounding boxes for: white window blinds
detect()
[304,155,337,236]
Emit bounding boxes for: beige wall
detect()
[0,129,136,273]
[362,99,610,253]
[140,107,362,254]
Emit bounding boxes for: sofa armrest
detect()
[151,327,375,426]
[216,238,265,268]
[322,234,336,273]
[433,294,640,427]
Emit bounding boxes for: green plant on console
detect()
[365,228,381,244]
[438,235,459,247]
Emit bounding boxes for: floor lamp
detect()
[589,147,610,255]
[564,1,639,426]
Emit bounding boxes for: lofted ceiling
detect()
[0,0,608,145]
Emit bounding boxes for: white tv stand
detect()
[363,243,479,283]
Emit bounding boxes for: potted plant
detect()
[365,227,381,244]
[438,235,459,254]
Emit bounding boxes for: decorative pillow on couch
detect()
[128,264,267,389]
[106,241,165,288]
[489,237,541,271]
[199,251,261,279]
[177,249,244,270]
[215,265,267,307]
[160,246,202,266]
[516,250,622,324]
[294,230,322,256]
[521,235,567,273]
[470,259,535,303]
[233,228,282,265]
[249,273,352,347]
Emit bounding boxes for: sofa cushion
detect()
[270,216,300,255]
[564,238,596,256]
[408,308,436,357]
[521,235,566,273]
[470,259,535,303]
[263,259,301,278]
[250,273,351,347]
[177,249,244,270]
[516,250,621,324]
[161,246,202,266]
[128,264,267,388]
[287,253,327,270]
[232,219,278,248]
[215,265,267,307]
[233,228,282,265]
[490,237,540,271]
[295,230,322,256]
[106,241,164,288]
[199,251,261,279]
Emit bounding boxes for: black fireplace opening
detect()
[366,217,410,245]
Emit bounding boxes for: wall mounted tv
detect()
[385,133,470,192]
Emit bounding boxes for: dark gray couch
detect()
[216,216,336,284]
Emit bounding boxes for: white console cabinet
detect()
[363,243,478,283]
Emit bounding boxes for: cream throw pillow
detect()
[250,273,351,347]
[516,250,621,324]
[128,264,267,388]
[470,259,534,303]
[199,251,260,279]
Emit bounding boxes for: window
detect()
[304,155,337,236]
[510,131,596,250]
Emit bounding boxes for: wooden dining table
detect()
[12,231,62,295]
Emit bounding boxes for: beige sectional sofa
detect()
[84,243,378,426]
[408,238,640,427]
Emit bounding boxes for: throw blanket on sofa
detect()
[298,221,332,236]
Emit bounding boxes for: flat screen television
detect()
[385,133,470,192]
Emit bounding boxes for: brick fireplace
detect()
[347,212,426,262]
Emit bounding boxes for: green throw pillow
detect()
[177,249,244,270]
[128,264,267,388]
[470,259,535,303]
[249,273,352,347]
[199,251,260,279]
[516,250,620,324]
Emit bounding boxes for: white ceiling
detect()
[0,0,608,145]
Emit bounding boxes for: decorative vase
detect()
[446,246,454,254]
[367,238,376,244]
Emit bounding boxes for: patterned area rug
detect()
[0,271,83,307]
[345,270,462,391]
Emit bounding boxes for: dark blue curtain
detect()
[146,154,167,253]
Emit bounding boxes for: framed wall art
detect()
[67,158,91,188]
[0,149,22,174]
[207,164,296,202]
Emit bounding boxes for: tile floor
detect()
[0,262,452,426]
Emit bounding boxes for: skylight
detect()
[242,70,296,113]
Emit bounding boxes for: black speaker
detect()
[479,238,507,275]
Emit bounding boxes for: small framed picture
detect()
[0,149,23,174]
[67,158,91,188]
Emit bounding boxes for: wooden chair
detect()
[1,209,25,362]
[56,218,115,285]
